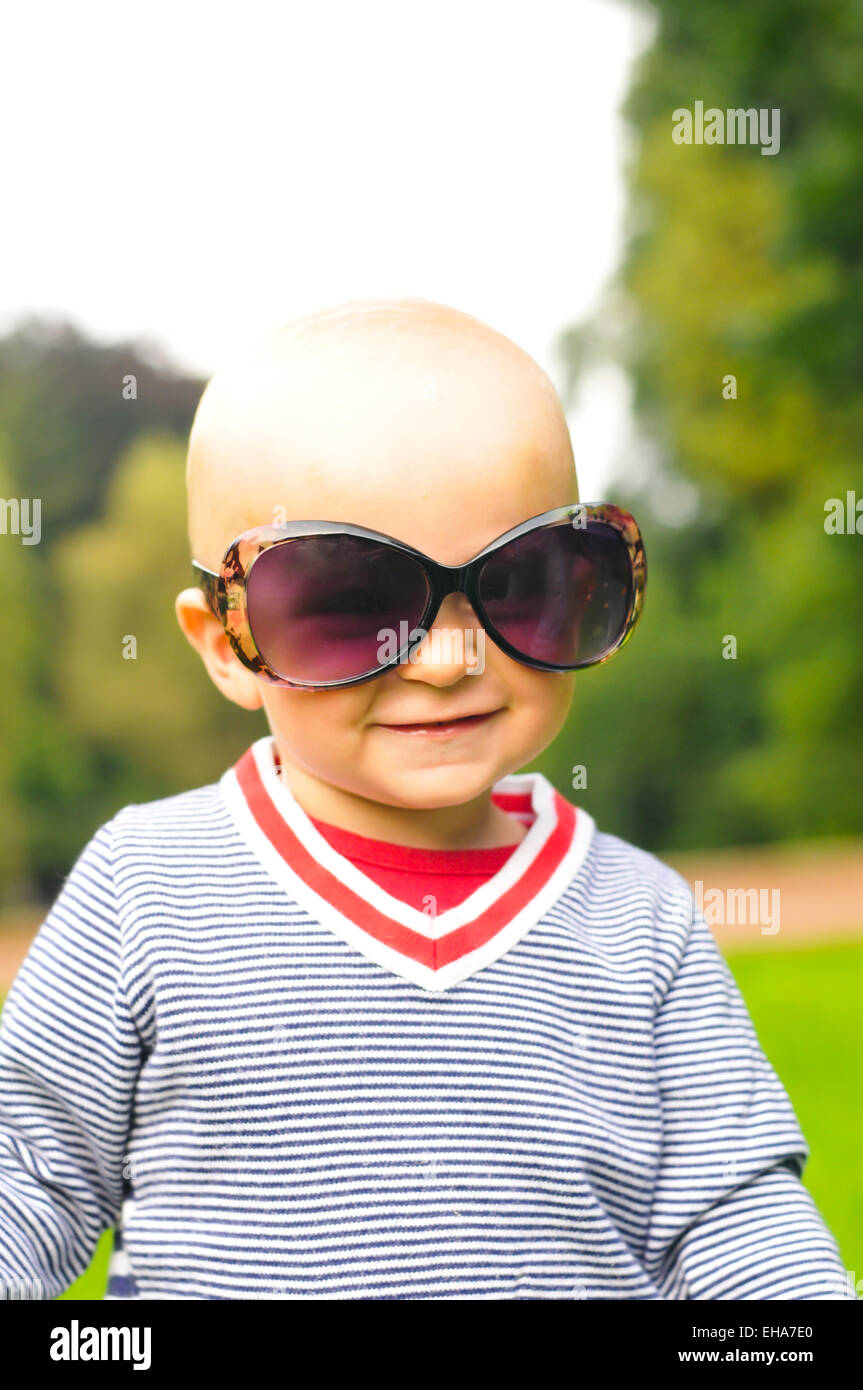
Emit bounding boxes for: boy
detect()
[0,298,853,1300]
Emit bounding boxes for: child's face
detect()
[178,307,578,817]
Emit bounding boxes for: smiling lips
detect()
[375,710,502,737]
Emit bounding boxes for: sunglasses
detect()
[192,503,646,690]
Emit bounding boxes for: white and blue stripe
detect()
[0,746,853,1300]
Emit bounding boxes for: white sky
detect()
[1,0,652,496]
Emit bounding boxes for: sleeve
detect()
[0,821,144,1299]
[642,901,855,1300]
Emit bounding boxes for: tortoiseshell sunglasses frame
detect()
[192,502,646,690]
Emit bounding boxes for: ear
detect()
[175,588,264,711]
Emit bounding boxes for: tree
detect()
[549,0,863,850]
[53,434,262,848]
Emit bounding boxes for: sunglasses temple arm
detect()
[192,562,222,619]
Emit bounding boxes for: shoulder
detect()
[582,822,693,915]
[562,815,699,977]
[108,778,228,836]
[96,778,238,879]
[82,778,257,947]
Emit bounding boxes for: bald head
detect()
[186,297,577,568]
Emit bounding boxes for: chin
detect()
[372,761,505,808]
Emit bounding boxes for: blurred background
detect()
[1,0,861,1297]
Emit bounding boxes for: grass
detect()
[2,938,861,1299]
[723,939,863,1284]
[58,1229,113,1300]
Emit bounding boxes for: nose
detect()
[396,592,485,686]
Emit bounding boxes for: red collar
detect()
[221,737,594,992]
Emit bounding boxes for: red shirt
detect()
[307,815,525,912]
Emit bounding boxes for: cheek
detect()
[550,671,577,721]
[261,687,372,755]
[512,670,575,740]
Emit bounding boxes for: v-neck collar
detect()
[220,737,594,992]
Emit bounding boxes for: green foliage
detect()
[0,323,257,900]
[550,0,863,850]
[0,320,203,542]
[54,434,262,812]
[0,456,39,891]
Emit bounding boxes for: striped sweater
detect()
[0,736,853,1300]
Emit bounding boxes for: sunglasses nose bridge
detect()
[423,562,480,630]
[430,560,476,599]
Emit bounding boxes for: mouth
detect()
[373,709,503,737]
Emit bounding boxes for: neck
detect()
[274,755,527,850]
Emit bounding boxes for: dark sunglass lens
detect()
[246,534,430,683]
[477,522,633,667]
